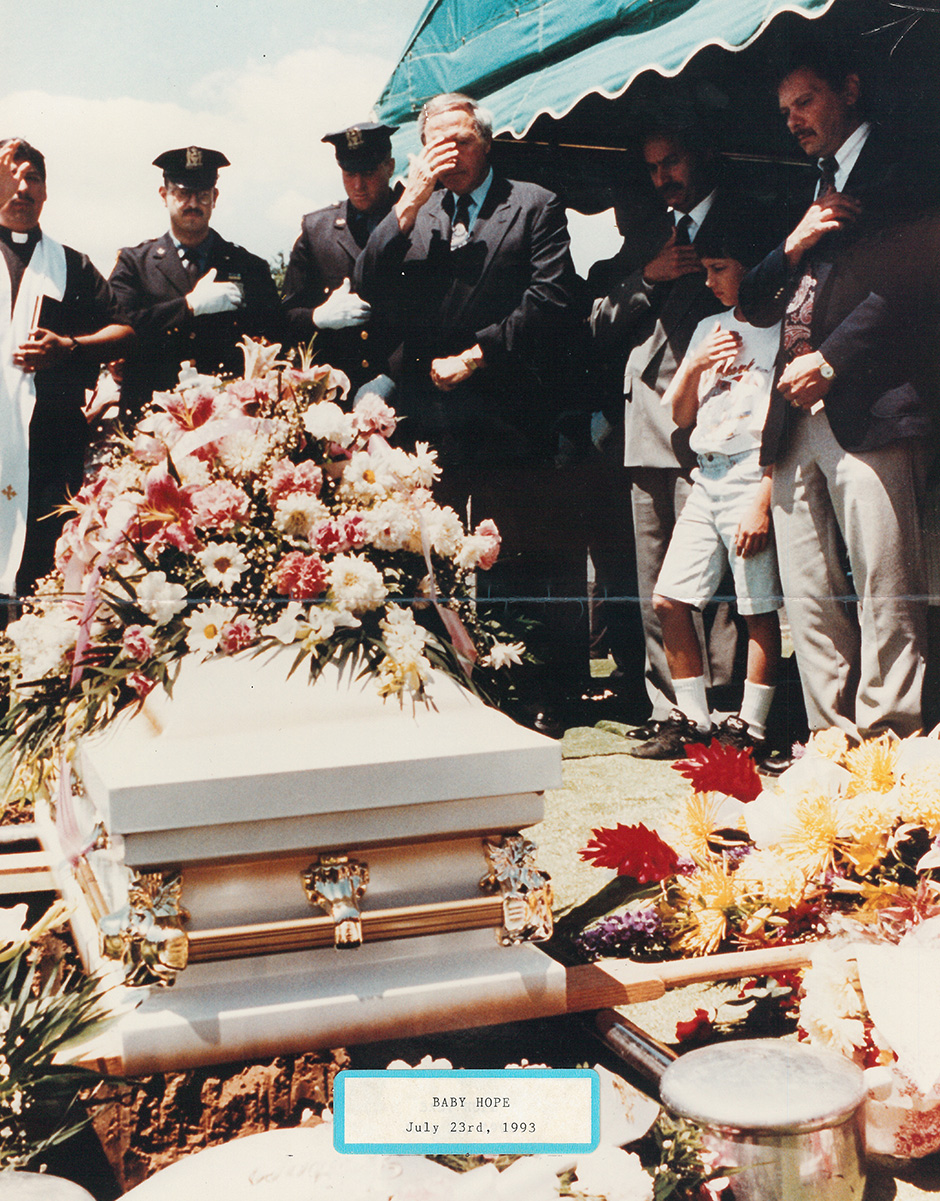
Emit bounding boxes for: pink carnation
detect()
[352,394,398,439]
[122,624,156,660]
[127,671,157,700]
[191,479,251,531]
[272,551,328,600]
[218,613,257,654]
[267,459,323,506]
[310,519,349,555]
[474,519,501,570]
[343,513,368,548]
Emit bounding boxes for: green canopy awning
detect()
[376,0,836,156]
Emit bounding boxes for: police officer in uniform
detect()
[282,122,401,396]
[110,146,282,414]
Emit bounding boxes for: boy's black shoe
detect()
[715,714,765,755]
[624,718,666,741]
[628,710,710,760]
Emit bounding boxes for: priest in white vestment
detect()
[0,138,133,603]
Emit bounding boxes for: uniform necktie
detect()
[450,193,472,250]
[182,248,202,283]
[817,155,838,197]
[674,213,693,246]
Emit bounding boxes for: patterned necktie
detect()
[450,193,472,251]
[674,213,693,246]
[817,155,838,197]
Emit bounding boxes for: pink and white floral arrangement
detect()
[0,339,522,809]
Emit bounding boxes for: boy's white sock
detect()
[673,675,711,733]
[739,680,776,739]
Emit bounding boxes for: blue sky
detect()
[0,2,427,269]
[0,1,616,275]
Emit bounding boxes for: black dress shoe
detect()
[532,707,565,739]
[624,718,666,741]
[714,714,765,756]
[628,710,710,760]
[756,752,796,777]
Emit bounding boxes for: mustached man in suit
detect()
[590,126,745,754]
[739,44,940,739]
[355,92,584,732]
[109,146,282,415]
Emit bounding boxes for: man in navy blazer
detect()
[739,46,938,739]
[355,92,583,730]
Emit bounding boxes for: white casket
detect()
[39,651,565,1074]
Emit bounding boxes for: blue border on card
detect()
[333,1068,600,1155]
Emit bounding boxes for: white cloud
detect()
[0,45,395,276]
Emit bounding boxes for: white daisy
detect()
[185,603,236,655]
[198,542,248,592]
[328,554,387,613]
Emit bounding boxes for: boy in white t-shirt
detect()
[631,221,782,760]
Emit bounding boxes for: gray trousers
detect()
[772,409,926,738]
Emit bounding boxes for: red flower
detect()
[673,738,763,802]
[675,1008,714,1045]
[579,822,679,882]
[272,551,328,600]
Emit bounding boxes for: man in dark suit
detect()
[739,47,937,738]
[109,147,282,415]
[0,137,133,599]
[282,122,400,396]
[590,128,744,755]
[354,92,582,731]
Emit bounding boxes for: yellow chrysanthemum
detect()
[664,792,743,861]
[843,734,901,796]
[780,791,842,876]
[896,765,940,834]
[838,791,898,875]
[808,728,851,763]
[735,848,811,912]
[668,859,745,956]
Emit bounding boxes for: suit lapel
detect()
[152,232,190,296]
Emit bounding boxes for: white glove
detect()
[187,267,243,316]
[313,277,371,330]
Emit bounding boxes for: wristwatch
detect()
[817,355,835,381]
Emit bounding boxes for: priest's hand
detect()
[0,139,20,210]
[187,268,243,316]
[13,328,75,373]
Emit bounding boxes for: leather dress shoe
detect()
[628,710,710,760]
[624,718,666,741]
[756,752,796,777]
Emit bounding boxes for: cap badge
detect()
[345,127,364,150]
[185,146,203,169]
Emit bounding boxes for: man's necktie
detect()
[182,249,202,283]
[817,155,838,197]
[450,194,472,251]
[674,213,693,246]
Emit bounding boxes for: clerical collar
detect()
[0,226,41,249]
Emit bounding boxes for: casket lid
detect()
[78,651,560,837]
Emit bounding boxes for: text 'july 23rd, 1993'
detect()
[333,1069,599,1155]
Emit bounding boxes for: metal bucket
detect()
[594,1015,866,1201]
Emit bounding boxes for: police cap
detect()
[153,146,230,189]
[321,123,398,172]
